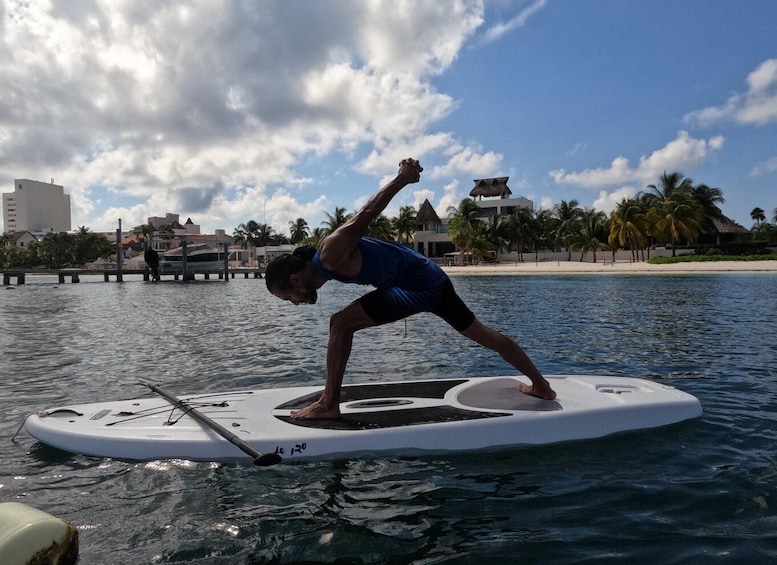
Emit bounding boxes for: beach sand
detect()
[441,259,777,276]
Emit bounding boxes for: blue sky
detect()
[1,0,775,235]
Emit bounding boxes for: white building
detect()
[412,177,534,260]
[8,230,38,248]
[2,179,71,234]
[146,213,201,236]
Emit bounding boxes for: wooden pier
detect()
[2,267,264,285]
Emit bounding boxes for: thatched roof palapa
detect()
[710,216,749,235]
[470,177,512,199]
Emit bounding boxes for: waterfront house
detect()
[412,177,534,262]
[703,216,750,246]
[8,231,38,249]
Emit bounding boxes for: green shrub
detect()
[647,253,777,264]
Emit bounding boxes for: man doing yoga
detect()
[265,158,556,419]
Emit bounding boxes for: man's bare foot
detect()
[290,399,341,420]
[519,382,557,401]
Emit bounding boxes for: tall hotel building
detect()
[2,179,72,233]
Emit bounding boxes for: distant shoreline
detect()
[441,259,777,276]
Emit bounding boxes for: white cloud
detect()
[429,146,503,179]
[359,1,484,75]
[482,0,547,43]
[591,186,638,215]
[750,156,777,177]
[567,142,589,157]
[436,179,463,217]
[550,131,724,188]
[263,190,330,234]
[685,59,777,126]
[0,0,486,232]
[539,197,554,210]
[359,133,454,178]
[412,188,436,211]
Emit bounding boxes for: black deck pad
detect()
[276,405,510,430]
[275,379,468,410]
[457,378,562,411]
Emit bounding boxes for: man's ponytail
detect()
[292,246,317,261]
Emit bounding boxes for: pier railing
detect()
[2,267,264,285]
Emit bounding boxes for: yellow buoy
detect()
[0,502,79,565]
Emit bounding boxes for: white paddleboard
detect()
[24,376,702,463]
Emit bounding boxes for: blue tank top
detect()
[312,237,447,291]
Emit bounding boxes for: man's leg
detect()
[429,279,556,400]
[291,301,376,419]
[460,319,557,400]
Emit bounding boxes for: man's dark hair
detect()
[265,246,317,292]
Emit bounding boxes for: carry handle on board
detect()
[136,379,282,466]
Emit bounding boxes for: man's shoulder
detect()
[317,234,360,270]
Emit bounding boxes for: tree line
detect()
[234,171,776,262]
[231,204,419,249]
[749,206,777,243]
[2,170,773,269]
[0,227,114,269]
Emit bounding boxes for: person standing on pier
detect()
[144,248,160,282]
[265,158,556,420]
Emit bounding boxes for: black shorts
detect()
[358,277,476,332]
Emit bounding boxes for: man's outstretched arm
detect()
[346,158,422,234]
[320,159,422,266]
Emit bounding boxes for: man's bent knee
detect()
[329,303,376,333]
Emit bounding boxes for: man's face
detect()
[271,275,318,305]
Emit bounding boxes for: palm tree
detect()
[322,207,353,235]
[253,223,274,247]
[241,220,260,246]
[690,183,726,238]
[570,209,608,262]
[366,214,396,240]
[484,213,510,261]
[235,221,255,247]
[642,172,705,256]
[304,227,327,248]
[609,198,647,261]
[469,234,493,263]
[232,226,248,248]
[553,200,584,261]
[269,232,290,245]
[72,226,113,265]
[38,232,74,268]
[288,218,309,244]
[533,208,556,261]
[750,221,776,243]
[646,190,704,256]
[72,226,92,265]
[0,232,12,268]
[507,206,536,263]
[447,198,482,265]
[234,220,274,255]
[394,205,417,244]
[751,207,766,226]
[644,171,694,202]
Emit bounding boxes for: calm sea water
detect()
[2,272,777,564]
